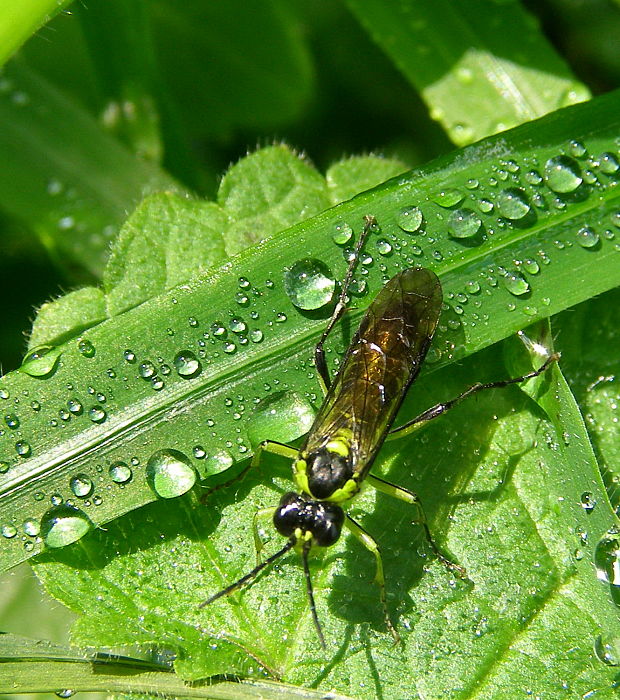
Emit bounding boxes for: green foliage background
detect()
[1,1,620,699]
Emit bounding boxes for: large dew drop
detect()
[544,155,582,193]
[20,345,62,377]
[173,351,201,378]
[283,259,336,311]
[496,188,531,220]
[41,505,92,548]
[146,449,196,498]
[247,390,316,446]
[448,208,482,239]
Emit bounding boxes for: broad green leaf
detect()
[347,0,591,145]
[1,89,620,573]
[32,341,618,695]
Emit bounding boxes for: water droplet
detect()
[496,188,531,220]
[0,461,9,474]
[223,342,236,354]
[332,221,353,245]
[146,449,196,498]
[478,198,494,213]
[235,292,250,306]
[201,448,235,476]
[5,413,19,429]
[581,491,597,512]
[595,533,620,585]
[238,277,250,289]
[55,690,75,698]
[211,321,226,337]
[70,474,93,498]
[396,206,423,232]
[434,188,464,207]
[193,445,206,459]
[283,259,336,311]
[448,209,482,239]
[247,391,316,447]
[544,155,582,193]
[123,349,136,363]
[376,239,392,255]
[275,312,287,323]
[139,361,156,378]
[576,226,600,249]
[15,441,31,457]
[522,259,540,274]
[67,399,82,415]
[41,505,92,548]
[77,339,96,358]
[2,524,17,538]
[229,318,247,334]
[250,329,264,343]
[173,351,201,378]
[594,633,620,666]
[599,152,620,175]
[109,462,132,483]
[88,406,107,424]
[23,518,40,536]
[21,345,62,377]
[568,140,586,157]
[524,170,543,185]
[503,271,530,296]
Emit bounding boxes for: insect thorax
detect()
[293,437,359,503]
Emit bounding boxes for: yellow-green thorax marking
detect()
[293,433,361,505]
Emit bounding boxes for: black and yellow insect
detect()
[201,215,558,647]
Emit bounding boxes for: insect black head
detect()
[305,446,353,499]
[274,492,344,547]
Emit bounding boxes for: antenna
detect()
[200,539,295,608]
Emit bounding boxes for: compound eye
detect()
[273,492,303,537]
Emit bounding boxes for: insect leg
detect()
[200,440,297,503]
[344,514,401,644]
[388,352,560,441]
[252,507,277,566]
[314,215,377,393]
[366,474,466,576]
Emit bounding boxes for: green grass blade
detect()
[0,0,73,67]
[0,60,180,278]
[347,0,591,145]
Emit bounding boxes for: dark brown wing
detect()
[302,267,442,478]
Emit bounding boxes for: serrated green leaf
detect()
[29,287,107,351]
[217,145,331,256]
[104,193,228,316]
[326,155,407,203]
